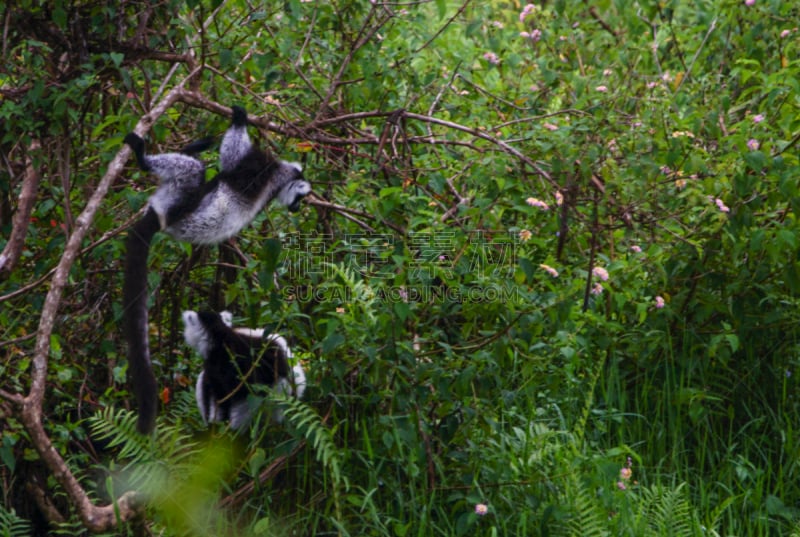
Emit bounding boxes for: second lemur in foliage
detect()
[182,310,306,429]
[123,106,311,434]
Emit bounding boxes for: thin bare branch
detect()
[0,139,42,278]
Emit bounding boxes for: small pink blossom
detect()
[520,4,536,22]
[591,283,604,295]
[654,295,665,308]
[520,29,542,42]
[747,138,760,151]
[483,52,501,65]
[519,229,532,242]
[630,245,642,253]
[526,197,549,210]
[543,122,558,131]
[554,191,564,206]
[592,266,609,281]
[752,113,765,123]
[475,503,489,516]
[781,29,792,38]
[675,178,687,189]
[744,0,755,5]
[595,85,608,93]
[710,197,730,213]
[539,263,559,277]
[618,456,633,490]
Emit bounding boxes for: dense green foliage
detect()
[2,0,800,535]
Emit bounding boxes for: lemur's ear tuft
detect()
[124,133,150,171]
[182,310,199,327]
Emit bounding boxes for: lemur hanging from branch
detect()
[123,106,311,434]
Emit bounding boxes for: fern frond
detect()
[641,483,699,536]
[270,391,350,492]
[0,506,32,537]
[87,407,201,489]
[559,476,610,537]
[89,406,153,461]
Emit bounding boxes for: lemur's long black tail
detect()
[123,208,162,434]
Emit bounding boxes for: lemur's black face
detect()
[287,173,312,212]
[278,162,311,213]
[288,193,306,212]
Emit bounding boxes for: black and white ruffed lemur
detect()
[182,310,306,429]
[123,106,311,434]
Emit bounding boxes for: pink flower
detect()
[539,263,559,277]
[752,114,765,123]
[519,229,532,242]
[483,52,501,65]
[543,122,558,131]
[744,0,755,5]
[710,197,730,213]
[630,245,642,253]
[781,29,792,38]
[591,283,604,295]
[595,85,608,93]
[554,191,564,206]
[526,197,550,210]
[519,4,536,22]
[618,456,633,489]
[520,29,542,42]
[592,266,609,281]
[747,138,760,151]
[475,503,489,516]
[654,296,665,308]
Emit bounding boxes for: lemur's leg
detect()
[124,133,205,191]
[219,106,252,172]
[195,371,211,425]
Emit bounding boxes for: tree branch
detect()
[20,68,200,532]
[0,139,42,278]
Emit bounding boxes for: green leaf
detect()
[778,228,796,249]
[109,52,124,68]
